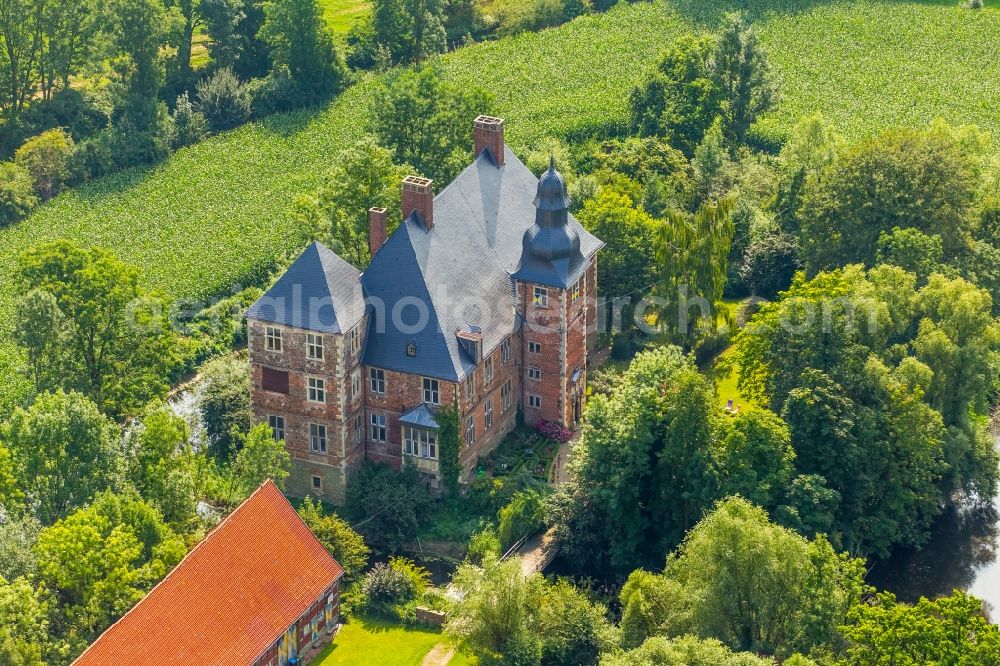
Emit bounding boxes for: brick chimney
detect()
[402,176,434,231]
[368,207,387,258]
[474,115,505,166]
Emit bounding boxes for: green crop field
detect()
[3,0,1000,394]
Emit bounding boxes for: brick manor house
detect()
[246,116,603,500]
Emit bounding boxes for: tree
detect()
[201,0,270,79]
[165,0,202,91]
[0,515,39,581]
[3,390,122,525]
[222,423,291,504]
[17,240,178,415]
[731,265,996,556]
[634,497,867,657]
[0,0,42,148]
[105,0,180,165]
[195,67,251,131]
[739,232,800,299]
[198,354,252,457]
[712,12,780,147]
[576,189,658,306]
[37,0,99,98]
[34,490,186,641]
[799,123,983,274]
[372,66,492,184]
[126,406,198,526]
[840,590,1000,666]
[345,462,432,552]
[293,136,409,269]
[601,635,775,666]
[774,113,843,236]
[537,579,616,666]
[171,91,208,149]
[656,194,735,344]
[629,34,723,156]
[369,0,447,66]
[14,128,74,200]
[297,496,370,580]
[0,161,36,226]
[548,347,721,574]
[259,0,346,103]
[12,288,63,394]
[713,409,795,510]
[447,556,544,663]
[0,575,51,665]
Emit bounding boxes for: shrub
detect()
[196,68,252,132]
[67,133,115,184]
[246,71,299,118]
[466,525,502,564]
[360,557,430,617]
[538,421,572,443]
[498,489,548,547]
[345,462,432,551]
[172,93,209,149]
[15,128,75,200]
[0,162,38,226]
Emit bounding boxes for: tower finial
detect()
[548,154,556,172]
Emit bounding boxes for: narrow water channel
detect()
[867,433,1000,621]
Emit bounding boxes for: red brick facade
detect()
[251,582,340,666]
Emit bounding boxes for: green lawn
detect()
[319,0,371,34]
[312,617,474,665]
[5,0,1000,393]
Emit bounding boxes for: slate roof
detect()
[247,241,365,334]
[74,480,344,666]
[399,403,441,429]
[361,146,602,381]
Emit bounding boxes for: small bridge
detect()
[502,528,559,576]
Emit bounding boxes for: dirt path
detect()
[421,644,456,666]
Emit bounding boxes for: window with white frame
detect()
[533,287,548,307]
[501,380,512,413]
[466,417,475,447]
[528,366,541,380]
[500,338,511,364]
[306,333,324,360]
[423,377,440,404]
[307,377,326,403]
[528,341,541,354]
[309,423,327,453]
[268,415,285,441]
[370,413,387,442]
[572,276,583,301]
[265,326,283,352]
[403,426,437,460]
[354,414,363,444]
[312,475,323,491]
[465,377,473,403]
[485,398,493,429]
[350,326,361,353]
[529,394,542,408]
[484,357,494,384]
[370,368,385,394]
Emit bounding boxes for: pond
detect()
[867,433,1000,621]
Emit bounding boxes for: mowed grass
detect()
[4,0,1000,364]
[319,0,371,34]
[312,617,474,665]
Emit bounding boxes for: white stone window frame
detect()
[306,333,325,360]
[528,341,542,354]
[529,394,542,408]
[370,413,387,442]
[307,376,326,403]
[485,397,494,429]
[533,287,548,307]
[528,366,541,381]
[370,368,386,394]
[403,426,438,460]
[423,377,440,405]
[309,422,327,453]
[268,414,285,441]
[265,325,283,352]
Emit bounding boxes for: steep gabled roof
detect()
[74,480,344,666]
[362,147,602,381]
[247,241,365,334]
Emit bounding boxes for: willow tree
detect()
[655,195,735,344]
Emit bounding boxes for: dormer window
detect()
[533,287,548,307]
[265,326,283,352]
[407,341,417,357]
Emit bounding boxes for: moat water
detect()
[867,434,1000,621]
